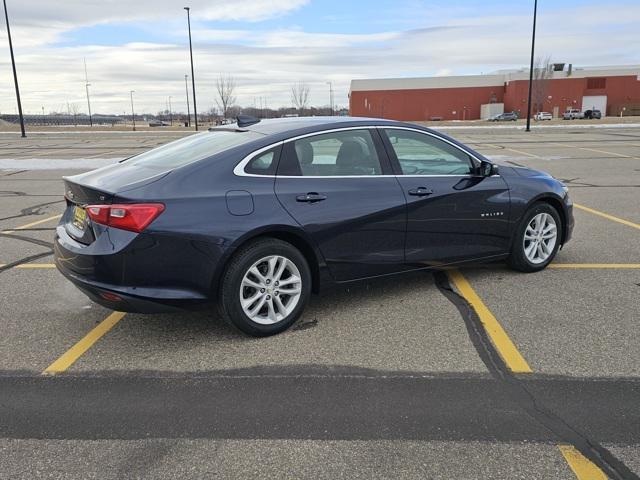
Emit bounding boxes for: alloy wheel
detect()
[523,212,558,264]
[239,255,302,325]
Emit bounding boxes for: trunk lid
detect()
[62,162,171,245]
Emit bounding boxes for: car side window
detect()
[279,129,382,176]
[244,146,281,175]
[384,129,475,176]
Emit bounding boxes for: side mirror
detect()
[479,161,499,177]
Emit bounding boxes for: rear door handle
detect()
[296,192,327,203]
[408,187,433,197]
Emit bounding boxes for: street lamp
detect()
[3,0,25,137]
[326,81,334,116]
[168,96,173,126]
[84,58,93,127]
[525,0,538,132]
[184,74,191,127]
[130,90,136,131]
[184,7,198,131]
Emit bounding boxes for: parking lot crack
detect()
[0,232,54,249]
[0,199,64,222]
[0,251,54,273]
[433,271,639,480]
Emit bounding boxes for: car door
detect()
[380,127,511,266]
[274,127,407,281]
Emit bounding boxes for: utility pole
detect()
[184,7,198,130]
[84,57,93,127]
[184,74,191,127]
[326,81,334,115]
[130,90,136,131]
[168,96,173,126]
[41,105,45,125]
[3,0,25,137]
[525,0,538,132]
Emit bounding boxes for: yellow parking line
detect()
[574,203,640,230]
[484,143,540,158]
[2,214,62,234]
[553,142,637,159]
[8,262,638,270]
[447,269,532,373]
[0,263,56,268]
[42,311,126,375]
[450,270,607,477]
[558,445,607,480]
[549,263,640,269]
[502,146,540,158]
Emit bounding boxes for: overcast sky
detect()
[1,0,639,115]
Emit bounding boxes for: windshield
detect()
[126,130,263,168]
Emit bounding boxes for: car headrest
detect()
[336,140,367,167]
[295,142,314,165]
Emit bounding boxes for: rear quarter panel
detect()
[117,150,314,297]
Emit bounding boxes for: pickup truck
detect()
[563,109,584,120]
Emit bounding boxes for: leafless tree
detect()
[216,74,237,119]
[291,81,310,114]
[532,56,553,113]
[69,103,81,126]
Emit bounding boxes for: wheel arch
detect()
[526,194,568,245]
[211,225,327,296]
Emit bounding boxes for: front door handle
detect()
[408,187,433,197]
[296,192,327,203]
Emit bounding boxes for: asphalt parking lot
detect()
[0,125,639,479]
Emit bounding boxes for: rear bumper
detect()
[55,259,209,313]
[54,226,211,313]
[60,264,210,314]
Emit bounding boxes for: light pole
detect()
[84,58,93,127]
[184,74,191,127]
[184,7,198,130]
[41,106,45,125]
[525,0,538,132]
[130,90,136,131]
[326,81,334,116]
[168,96,173,126]
[3,0,25,137]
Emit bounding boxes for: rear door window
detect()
[278,129,383,176]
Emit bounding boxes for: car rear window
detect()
[126,130,263,168]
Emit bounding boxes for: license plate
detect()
[72,206,87,230]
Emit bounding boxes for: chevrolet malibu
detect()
[55,117,574,336]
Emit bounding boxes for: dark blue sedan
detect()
[55,117,574,336]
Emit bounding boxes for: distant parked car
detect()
[534,112,552,121]
[584,109,602,119]
[489,112,518,122]
[148,120,170,127]
[562,109,584,120]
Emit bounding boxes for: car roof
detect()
[211,116,405,137]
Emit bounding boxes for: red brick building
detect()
[349,65,640,120]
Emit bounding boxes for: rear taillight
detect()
[85,203,165,233]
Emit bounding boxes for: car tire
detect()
[219,238,312,337]
[508,202,562,273]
